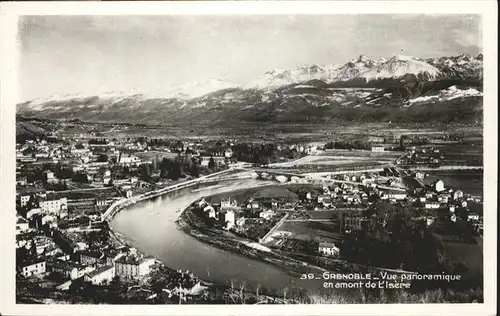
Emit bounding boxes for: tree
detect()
[190,162,200,178]
[167,161,182,180]
[208,156,216,170]
[96,154,109,163]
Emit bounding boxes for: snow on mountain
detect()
[246,64,341,89]
[359,55,440,81]
[409,85,482,105]
[164,78,238,100]
[333,55,381,81]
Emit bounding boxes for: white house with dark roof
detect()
[318,242,340,257]
[84,265,115,285]
[19,259,46,278]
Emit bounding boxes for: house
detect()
[17,187,46,206]
[246,200,260,209]
[103,251,126,267]
[236,217,246,227]
[84,265,115,285]
[220,209,236,230]
[40,196,68,217]
[200,156,225,167]
[318,242,340,257]
[95,198,111,207]
[425,203,441,209]
[468,212,480,221]
[224,149,233,158]
[115,256,156,280]
[434,180,445,193]
[387,191,407,201]
[44,170,55,181]
[19,259,46,278]
[16,217,29,235]
[118,155,141,166]
[47,260,94,280]
[426,216,435,227]
[203,204,215,214]
[197,198,208,207]
[371,146,385,152]
[415,171,425,179]
[41,214,57,226]
[453,190,464,200]
[259,209,275,220]
[220,197,238,209]
[80,250,105,267]
[26,208,42,219]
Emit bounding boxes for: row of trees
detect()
[232,143,304,165]
[324,140,371,150]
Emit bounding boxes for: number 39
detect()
[300,273,315,280]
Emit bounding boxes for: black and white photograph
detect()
[0,1,497,315]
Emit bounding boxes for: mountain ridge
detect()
[17,53,483,127]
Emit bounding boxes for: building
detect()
[103,251,126,267]
[48,260,95,280]
[219,209,235,230]
[84,265,115,285]
[435,180,445,193]
[26,207,42,219]
[203,205,216,219]
[453,190,464,200]
[224,149,233,158]
[318,242,340,257]
[115,256,156,279]
[259,209,275,220]
[80,250,105,267]
[236,217,246,227]
[387,191,407,200]
[221,198,238,209]
[44,170,55,181]
[343,214,371,232]
[371,146,385,152]
[200,156,225,167]
[425,203,441,209]
[16,217,29,235]
[118,155,142,166]
[19,259,46,278]
[17,188,46,207]
[415,171,425,179]
[40,197,68,217]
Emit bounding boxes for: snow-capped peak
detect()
[359,54,440,81]
[164,78,238,99]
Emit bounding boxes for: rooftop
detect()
[86,265,114,278]
[319,242,338,248]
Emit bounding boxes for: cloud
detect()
[450,29,481,49]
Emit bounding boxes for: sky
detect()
[19,15,482,101]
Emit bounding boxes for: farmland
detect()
[274,220,342,244]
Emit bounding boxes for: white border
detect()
[1,1,497,316]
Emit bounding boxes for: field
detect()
[305,210,339,220]
[275,220,343,244]
[424,170,483,197]
[268,149,400,169]
[135,151,178,161]
[206,185,300,204]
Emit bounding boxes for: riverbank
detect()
[176,205,324,281]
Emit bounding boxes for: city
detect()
[15,119,484,304]
[11,13,488,306]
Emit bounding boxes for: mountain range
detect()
[17,53,483,128]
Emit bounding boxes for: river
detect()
[110,179,327,296]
